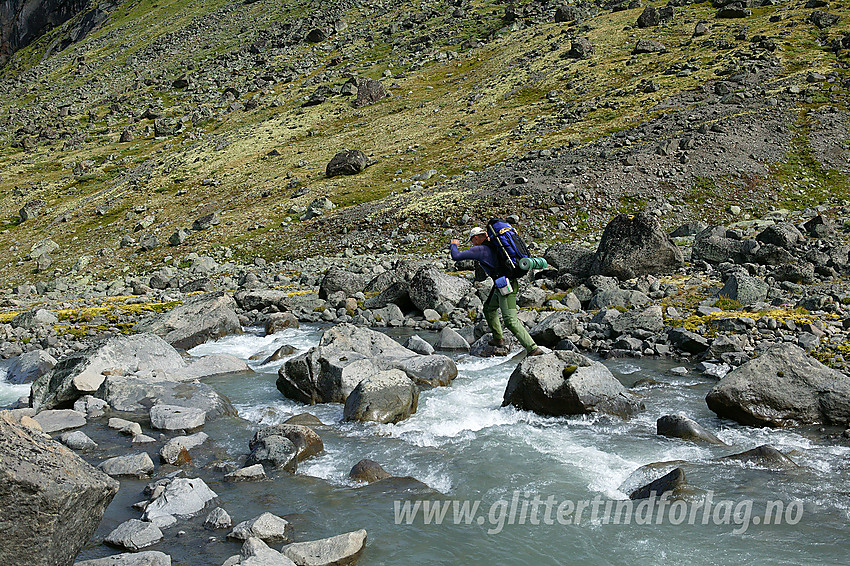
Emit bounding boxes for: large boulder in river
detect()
[408,266,471,312]
[97,376,236,420]
[132,292,242,350]
[30,334,185,411]
[502,350,643,418]
[277,324,456,404]
[0,416,119,565]
[342,369,419,424]
[706,343,850,426]
[590,212,684,279]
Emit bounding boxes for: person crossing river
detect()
[450,226,544,357]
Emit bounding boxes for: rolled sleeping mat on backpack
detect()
[518,257,548,271]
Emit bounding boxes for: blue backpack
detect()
[486,218,530,279]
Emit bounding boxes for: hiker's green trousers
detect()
[484,279,538,353]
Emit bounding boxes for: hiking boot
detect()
[527,347,545,357]
[493,346,509,357]
[488,337,505,347]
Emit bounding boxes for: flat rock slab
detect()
[105,519,163,551]
[98,453,155,478]
[60,430,98,451]
[281,529,367,566]
[32,409,87,433]
[75,551,172,565]
[225,464,267,482]
[150,404,206,431]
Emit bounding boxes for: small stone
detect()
[204,507,233,530]
[104,519,163,551]
[225,464,267,482]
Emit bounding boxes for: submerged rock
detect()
[656,415,725,445]
[706,344,850,426]
[246,435,298,472]
[349,459,392,483]
[502,351,643,418]
[629,467,686,500]
[0,417,119,565]
[718,444,799,469]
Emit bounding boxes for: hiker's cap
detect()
[469,227,486,240]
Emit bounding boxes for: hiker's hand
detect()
[450,239,460,246]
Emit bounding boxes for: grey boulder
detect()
[717,272,768,307]
[98,453,155,478]
[32,409,86,433]
[433,326,470,352]
[228,512,292,542]
[251,424,323,462]
[342,370,419,424]
[132,292,242,350]
[150,404,206,431]
[246,435,298,472]
[75,551,172,565]
[502,351,643,418]
[529,311,577,347]
[0,418,119,566]
[280,529,367,566]
[105,519,163,551]
[143,477,217,520]
[408,266,470,312]
[706,343,850,426]
[590,212,684,279]
[6,350,57,384]
[30,333,185,411]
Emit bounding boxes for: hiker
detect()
[450,227,543,356]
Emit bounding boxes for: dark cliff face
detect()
[0,0,90,65]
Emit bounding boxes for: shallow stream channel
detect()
[4,324,849,565]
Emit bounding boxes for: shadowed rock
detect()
[629,467,686,500]
[657,414,725,444]
[719,444,799,469]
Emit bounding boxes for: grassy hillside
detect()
[0,0,848,286]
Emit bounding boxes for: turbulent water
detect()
[12,325,850,565]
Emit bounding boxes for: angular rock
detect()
[319,268,370,300]
[543,242,595,278]
[403,335,434,356]
[0,417,119,565]
[502,351,643,418]
[98,377,235,420]
[205,507,233,529]
[228,512,292,542]
[591,212,683,279]
[656,415,725,444]
[105,519,163,551]
[706,343,850,426]
[160,432,209,465]
[610,305,664,336]
[60,430,98,451]
[30,334,185,411]
[225,464,267,482]
[150,404,206,431]
[132,292,242,350]
[529,311,577,347]
[632,38,667,54]
[11,308,58,329]
[343,370,419,424]
[280,529,367,566]
[433,326,470,352]
[277,324,456,403]
[756,222,804,249]
[667,328,709,355]
[266,313,300,334]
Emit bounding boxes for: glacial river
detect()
[6,325,849,565]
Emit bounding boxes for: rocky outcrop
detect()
[590,212,684,279]
[502,350,643,417]
[277,324,456,404]
[706,343,850,426]
[132,292,242,350]
[0,416,119,565]
[0,0,90,66]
